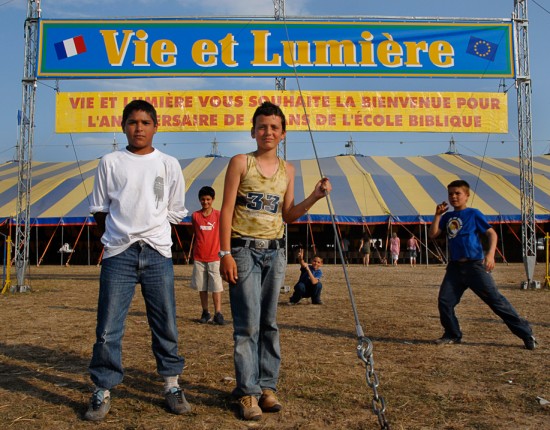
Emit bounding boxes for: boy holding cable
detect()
[219,101,331,421]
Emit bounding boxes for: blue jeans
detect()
[229,246,286,397]
[290,281,323,303]
[438,260,533,341]
[89,241,184,389]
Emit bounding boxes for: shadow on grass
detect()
[279,321,530,350]
[0,342,231,419]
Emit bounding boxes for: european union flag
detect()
[466,36,498,62]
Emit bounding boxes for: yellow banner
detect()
[55,90,508,133]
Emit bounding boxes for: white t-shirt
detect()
[89,148,187,259]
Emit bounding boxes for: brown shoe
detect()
[259,389,282,412]
[238,395,262,421]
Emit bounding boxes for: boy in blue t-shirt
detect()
[428,180,537,350]
[289,249,324,305]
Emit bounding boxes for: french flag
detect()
[54,35,87,60]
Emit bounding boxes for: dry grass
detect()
[0,262,548,429]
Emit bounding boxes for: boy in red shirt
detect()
[191,186,225,325]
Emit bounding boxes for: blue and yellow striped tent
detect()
[1,154,549,226]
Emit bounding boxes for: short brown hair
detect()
[447,180,470,190]
[252,101,286,131]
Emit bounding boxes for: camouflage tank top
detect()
[231,154,288,240]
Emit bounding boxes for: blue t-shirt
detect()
[438,207,492,261]
[299,265,323,285]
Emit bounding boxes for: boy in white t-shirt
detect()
[85,100,191,421]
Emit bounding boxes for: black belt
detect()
[451,259,482,265]
[231,238,285,250]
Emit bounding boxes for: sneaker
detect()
[199,310,211,324]
[213,312,226,325]
[523,336,538,350]
[238,395,262,421]
[312,299,324,305]
[164,387,192,414]
[434,336,462,345]
[84,389,111,422]
[259,389,282,412]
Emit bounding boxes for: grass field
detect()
[1,262,548,429]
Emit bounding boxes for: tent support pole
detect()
[37,220,60,267]
[65,220,87,266]
[35,224,38,266]
[87,225,90,266]
[308,213,316,257]
[499,218,507,264]
[305,220,309,262]
[60,225,64,266]
[424,222,429,268]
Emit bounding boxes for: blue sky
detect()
[1,0,550,162]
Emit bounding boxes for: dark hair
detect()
[447,180,470,190]
[198,186,215,198]
[312,254,323,262]
[122,100,158,128]
[252,101,286,131]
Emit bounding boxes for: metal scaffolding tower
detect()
[274,0,287,160]
[13,0,40,292]
[514,0,538,288]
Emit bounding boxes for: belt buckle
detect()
[255,239,268,249]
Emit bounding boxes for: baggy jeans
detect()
[438,260,533,341]
[89,241,184,389]
[229,246,286,397]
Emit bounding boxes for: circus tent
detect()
[1,154,550,226]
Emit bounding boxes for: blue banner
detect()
[37,19,514,78]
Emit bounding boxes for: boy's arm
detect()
[297,248,307,269]
[302,264,320,285]
[428,201,448,239]
[166,160,188,224]
[219,154,246,284]
[484,227,497,272]
[89,159,109,236]
[282,162,332,224]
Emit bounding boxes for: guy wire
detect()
[280,16,364,338]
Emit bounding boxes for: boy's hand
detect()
[298,249,308,268]
[435,201,449,216]
[484,255,495,272]
[314,177,332,198]
[220,255,238,284]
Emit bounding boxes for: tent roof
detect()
[1,154,549,226]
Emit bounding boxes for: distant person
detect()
[358,232,371,266]
[390,232,400,266]
[84,100,191,422]
[407,234,420,267]
[341,235,350,264]
[190,186,225,325]
[219,101,332,421]
[289,249,324,305]
[429,179,537,350]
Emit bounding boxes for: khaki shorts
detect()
[190,260,224,293]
